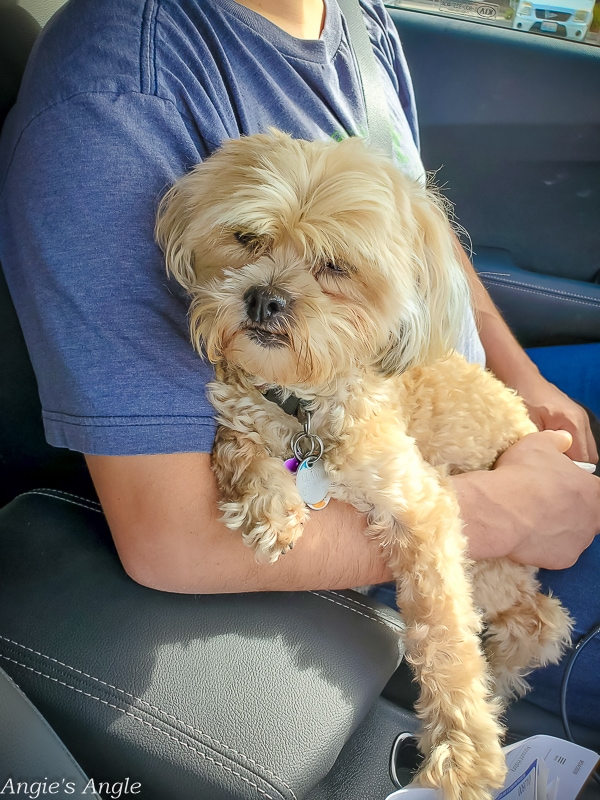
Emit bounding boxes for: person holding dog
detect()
[0,0,598,730]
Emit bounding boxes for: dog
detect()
[156,130,573,800]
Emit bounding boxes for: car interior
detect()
[0,0,599,798]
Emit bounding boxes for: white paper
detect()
[384,735,599,800]
[496,758,539,800]
[501,736,599,800]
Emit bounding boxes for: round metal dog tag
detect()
[296,458,330,510]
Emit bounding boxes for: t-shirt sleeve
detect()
[1,90,219,455]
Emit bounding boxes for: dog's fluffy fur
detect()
[156,131,572,800]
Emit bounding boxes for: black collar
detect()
[262,388,305,418]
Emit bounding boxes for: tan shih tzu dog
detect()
[156,130,572,800]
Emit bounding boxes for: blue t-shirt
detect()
[0,0,471,455]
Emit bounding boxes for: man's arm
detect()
[85,451,393,593]
[454,234,598,464]
[86,432,600,594]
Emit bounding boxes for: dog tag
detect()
[296,458,330,510]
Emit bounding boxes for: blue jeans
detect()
[527,342,600,419]
[369,343,600,730]
[525,342,599,730]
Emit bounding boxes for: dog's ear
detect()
[155,166,208,294]
[375,168,473,376]
[156,131,294,292]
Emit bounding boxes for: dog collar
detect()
[262,388,306,419]
[261,389,331,510]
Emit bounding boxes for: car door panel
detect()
[472,246,600,345]
[389,9,600,345]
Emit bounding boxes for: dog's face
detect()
[156,131,471,390]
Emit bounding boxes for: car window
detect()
[386,0,600,45]
[17,0,66,27]
[21,0,600,46]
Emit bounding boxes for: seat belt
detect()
[336,0,394,157]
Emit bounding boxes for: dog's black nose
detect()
[244,286,289,324]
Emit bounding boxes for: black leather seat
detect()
[0,490,412,800]
[0,3,97,787]
[0,666,100,798]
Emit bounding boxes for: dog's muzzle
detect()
[243,285,292,348]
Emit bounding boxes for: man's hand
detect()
[454,429,600,569]
[511,371,598,464]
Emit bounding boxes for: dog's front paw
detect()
[245,502,309,564]
[220,494,309,564]
[417,734,506,800]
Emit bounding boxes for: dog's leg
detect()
[340,442,506,800]
[472,560,573,700]
[212,426,309,563]
[402,355,573,702]
[392,502,506,800]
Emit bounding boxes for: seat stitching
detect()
[482,278,600,308]
[482,275,600,302]
[0,634,296,798]
[309,591,404,631]
[0,653,284,800]
[30,488,103,508]
[21,490,104,514]
[326,589,405,625]
[326,589,385,612]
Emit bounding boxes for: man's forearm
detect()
[87,451,500,595]
[453,232,598,463]
[452,233,541,388]
[87,428,599,595]
[86,452,394,594]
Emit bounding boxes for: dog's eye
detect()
[234,231,259,249]
[316,260,349,278]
